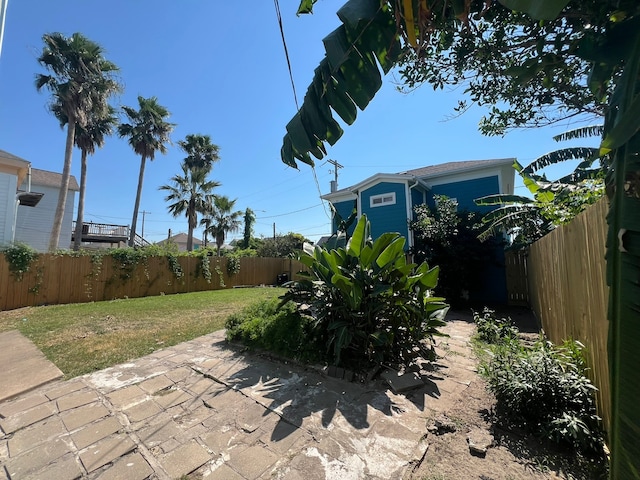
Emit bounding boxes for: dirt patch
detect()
[405,314,608,480]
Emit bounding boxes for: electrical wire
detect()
[257,203,324,219]
[273,0,299,110]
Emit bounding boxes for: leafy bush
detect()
[2,243,38,280]
[473,307,518,344]
[281,214,448,371]
[225,298,324,363]
[411,195,502,303]
[479,334,604,455]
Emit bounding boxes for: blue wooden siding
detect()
[427,176,499,213]
[361,182,409,242]
[411,187,426,219]
[331,199,357,234]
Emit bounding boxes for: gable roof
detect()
[0,149,30,165]
[400,158,515,179]
[323,158,515,200]
[29,168,80,191]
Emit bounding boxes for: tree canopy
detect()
[281,0,639,168]
[35,32,120,251]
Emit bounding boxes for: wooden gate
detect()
[504,249,529,306]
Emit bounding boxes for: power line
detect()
[273,0,299,110]
[257,203,324,219]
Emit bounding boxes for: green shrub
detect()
[2,243,38,280]
[281,214,448,371]
[479,336,604,455]
[225,298,325,363]
[473,307,518,344]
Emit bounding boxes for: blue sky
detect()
[0,1,596,244]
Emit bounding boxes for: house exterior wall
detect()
[426,175,500,213]
[331,199,357,235]
[14,183,76,251]
[0,173,18,246]
[410,187,426,217]
[360,181,410,242]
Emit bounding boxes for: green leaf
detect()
[523,148,600,175]
[498,0,570,20]
[337,53,381,110]
[420,265,440,290]
[347,215,368,257]
[286,112,315,155]
[323,27,352,71]
[475,194,535,206]
[601,94,640,154]
[552,126,604,142]
[280,135,296,168]
[319,61,358,125]
[296,0,317,15]
[375,237,405,269]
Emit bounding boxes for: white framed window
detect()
[370,192,396,208]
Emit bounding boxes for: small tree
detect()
[204,196,242,256]
[257,233,308,258]
[411,196,501,303]
[160,164,220,252]
[242,208,255,247]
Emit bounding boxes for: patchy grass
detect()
[0,288,285,378]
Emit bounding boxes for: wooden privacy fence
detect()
[0,255,307,311]
[527,198,610,433]
[504,250,529,306]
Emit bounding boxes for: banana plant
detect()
[282,214,448,369]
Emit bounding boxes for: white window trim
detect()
[370,192,396,208]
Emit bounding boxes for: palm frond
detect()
[552,125,604,142]
[522,147,599,175]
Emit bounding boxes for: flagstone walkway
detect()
[0,317,478,479]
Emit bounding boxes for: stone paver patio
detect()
[0,318,478,479]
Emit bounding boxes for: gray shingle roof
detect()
[0,149,30,163]
[30,168,79,191]
[324,158,515,198]
[400,158,515,177]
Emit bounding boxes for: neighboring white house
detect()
[0,149,79,252]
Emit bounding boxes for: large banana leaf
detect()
[282,0,401,167]
[604,27,640,479]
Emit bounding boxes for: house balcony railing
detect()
[71,221,129,244]
[71,222,151,247]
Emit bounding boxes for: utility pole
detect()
[273,222,276,240]
[327,159,343,192]
[141,210,151,239]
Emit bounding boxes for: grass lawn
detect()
[0,287,286,378]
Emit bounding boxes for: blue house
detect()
[321,158,516,303]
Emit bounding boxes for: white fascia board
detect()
[321,191,357,203]
[351,173,414,193]
[321,173,415,202]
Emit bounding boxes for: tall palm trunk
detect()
[72,149,88,251]
[129,155,146,247]
[49,117,76,252]
[187,203,196,251]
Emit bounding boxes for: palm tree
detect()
[35,32,120,251]
[206,196,242,256]
[159,163,220,252]
[178,134,220,173]
[118,96,174,246]
[53,103,119,251]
